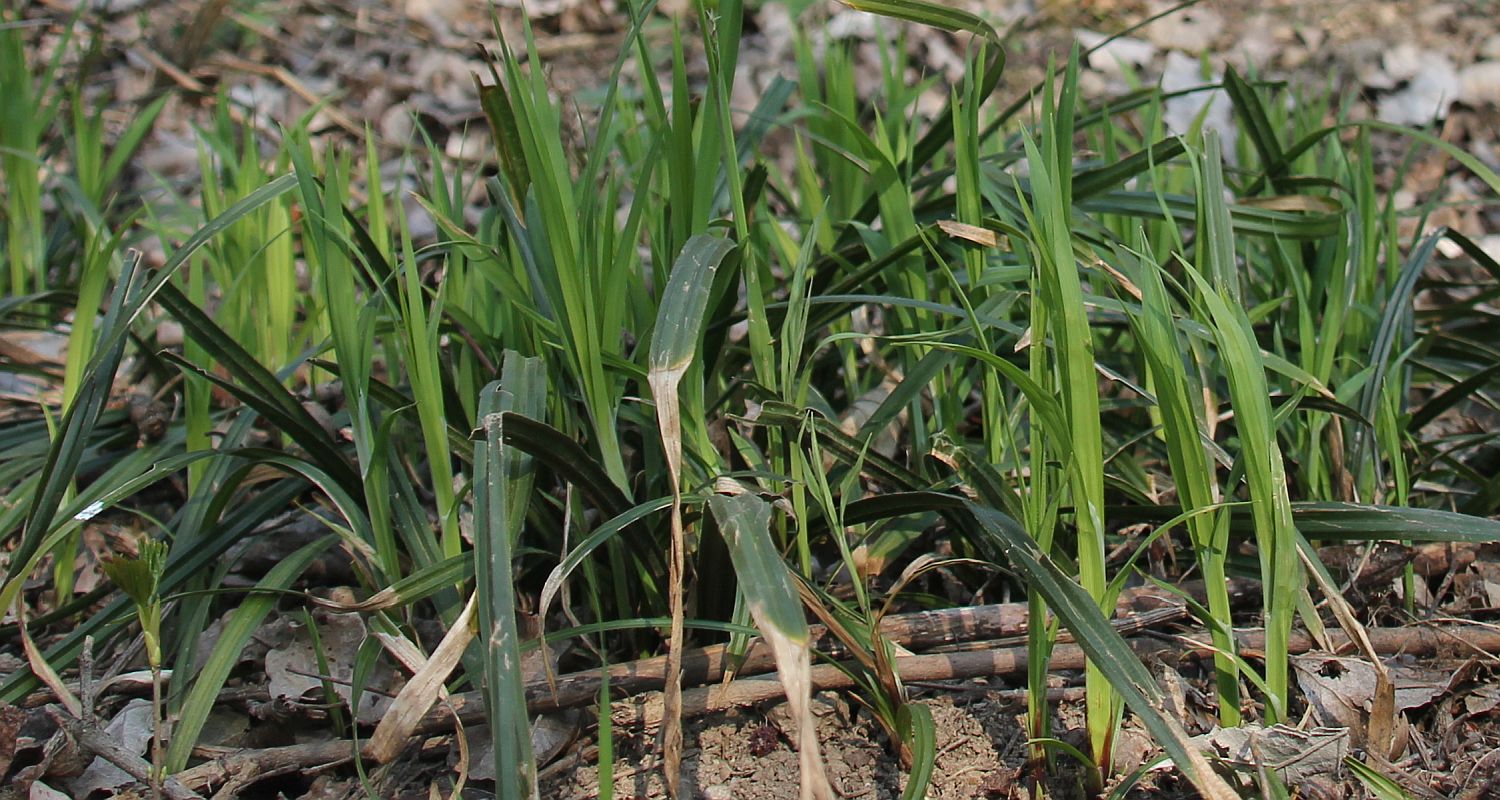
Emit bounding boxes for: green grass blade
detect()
[1182,133,1301,718]
[898,701,935,800]
[1345,757,1414,800]
[157,345,359,499]
[475,356,546,799]
[707,491,834,800]
[839,0,1005,174]
[1285,503,1500,543]
[1017,50,1115,777]
[957,494,1242,796]
[1121,240,1240,723]
[1222,67,1288,191]
[496,413,632,520]
[1073,139,1188,200]
[0,475,305,703]
[535,496,674,627]
[164,536,334,773]
[6,253,146,602]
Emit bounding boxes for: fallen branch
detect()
[133,580,1235,735]
[508,577,1257,716]
[611,624,1500,730]
[175,740,358,795]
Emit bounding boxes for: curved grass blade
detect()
[647,232,735,793]
[164,535,335,774]
[98,174,301,363]
[0,475,307,703]
[153,278,360,491]
[1073,138,1188,201]
[497,412,632,522]
[1406,361,1500,433]
[1,449,208,615]
[1249,120,1500,199]
[707,491,834,800]
[535,496,675,639]
[1284,503,1500,543]
[1435,229,1500,285]
[159,350,361,501]
[8,252,146,595]
[1017,57,1116,776]
[1076,191,1343,239]
[1122,241,1239,723]
[1345,757,1415,800]
[476,76,530,204]
[1222,67,1289,192]
[226,448,381,563]
[882,491,1241,797]
[1351,230,1445,483]
[751,401,930,491]
[838,0,1005,178]
[897,700,935,800]
[817,488,1240,796]
[1184,131,1300,720]
[313,554,472,614]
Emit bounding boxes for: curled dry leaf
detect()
[265,609,391,723]
[367,594,478,763]
[1191,723,1349,784]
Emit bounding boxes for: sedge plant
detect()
[5,3,1500,800]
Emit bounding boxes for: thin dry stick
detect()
[205,53,366,138]
[610,624,1500,731]
[175,740,360,794]
[45,707,202,800]
[386,583,1250,731]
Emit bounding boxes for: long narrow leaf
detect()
[647,232,735,790]
[164,536,334,773]
[474,355,545,800]
[707,491,833,800]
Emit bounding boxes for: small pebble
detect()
[1459,61,1500,106]
[1377,53,1460,124]
[1143,2,1224,53]
[1076,29,1158,77]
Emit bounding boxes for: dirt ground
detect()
[540,692,1036,800]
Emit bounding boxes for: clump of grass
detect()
[3,1,1500,799]
[0,8,49,297]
